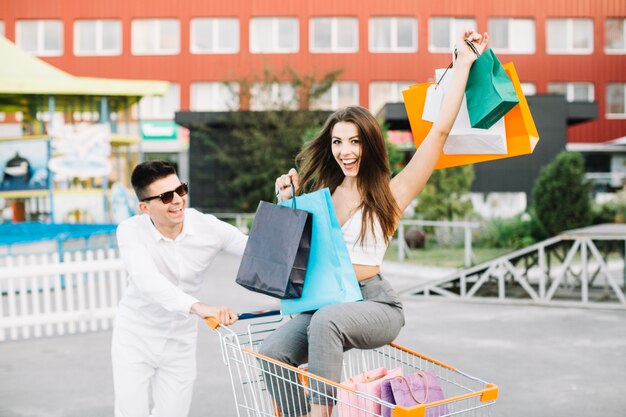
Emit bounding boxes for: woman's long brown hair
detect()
[296,106,401,244]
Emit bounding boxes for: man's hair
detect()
[131,160,177,200]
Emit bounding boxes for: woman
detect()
[260,30,489,417]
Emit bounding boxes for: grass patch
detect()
[385,243,515,268]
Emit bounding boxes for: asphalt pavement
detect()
[0,253,625,417]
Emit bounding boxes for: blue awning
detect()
[0,222,117,245]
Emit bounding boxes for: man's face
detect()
[138,174,187,231]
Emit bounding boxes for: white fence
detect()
[396,219,481,267]
[0,249,125,342]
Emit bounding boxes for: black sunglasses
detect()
[141,182,188,204]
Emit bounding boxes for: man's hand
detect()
[190,302,238,326]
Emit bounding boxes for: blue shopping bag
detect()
[279,188,362,314]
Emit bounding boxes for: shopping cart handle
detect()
[238,309,281,320]
[204,310,281,329]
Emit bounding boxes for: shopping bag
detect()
[433,67,507,155]
[402,62,539,169]
[338,367,402,417]
[380,371,447,417]
[236,200,312,299]
[465,49,519,129]
[279,188,362,314]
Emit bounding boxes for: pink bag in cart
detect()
[337,367,402,417]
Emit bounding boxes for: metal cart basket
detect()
[206,312,498,417]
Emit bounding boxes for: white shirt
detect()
[115,208,247,339]
[341,207,388,266]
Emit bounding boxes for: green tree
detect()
[191,66,341,211]
[531,151,592,236]
[378,121,404,177]
[415,165,475,220]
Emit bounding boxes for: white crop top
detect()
[341,208,388,266]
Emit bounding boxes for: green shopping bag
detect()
[465,48,519,129]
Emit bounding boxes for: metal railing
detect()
[396,219,481,267]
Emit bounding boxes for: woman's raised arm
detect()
[391,30,489,212]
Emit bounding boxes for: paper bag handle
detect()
[395,371,430,404]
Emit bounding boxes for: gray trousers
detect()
[258,274,405,417]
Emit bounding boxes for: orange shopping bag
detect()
[402,62,539,169]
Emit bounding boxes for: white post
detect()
[581,239,588,304]
[464,224,472,267]
[397,222,405,262]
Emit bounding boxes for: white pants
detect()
[112,327,197,417]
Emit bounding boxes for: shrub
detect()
[531,152,592,236]
[478,214,537,249]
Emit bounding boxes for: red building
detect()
[1,0,625,180]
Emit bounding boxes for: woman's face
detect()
[331,121,361,178]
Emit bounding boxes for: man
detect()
[112,160,247,417]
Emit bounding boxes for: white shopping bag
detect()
[423,69,508,155]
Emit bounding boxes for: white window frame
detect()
[190,18,239,54]
[547,82,595,102]
[74,19,122,56]
[190,82,240,111]
[134,83,180,120]
[546,18,594,55]
[131,18,180,56]
[16,19,63,56]
[250,17,299,54]
[606,83,626,119]
[428,17,476,53]
[311,82,359,110]
[368,81,413,115]
[605,18,626,54]
[250,83,298,110]
[309,17,358,53]
[369,17,417,53]
[520,83,536,96]
[488,18,535,54]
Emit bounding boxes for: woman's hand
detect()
[275,168,300,202]
[455,30,489,67]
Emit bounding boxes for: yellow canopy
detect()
[0,36,169,112]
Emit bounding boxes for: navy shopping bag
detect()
[236,200,312,299]
[279,188,362,314]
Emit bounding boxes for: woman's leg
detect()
[307,298,405,405]
[258,313,313,417]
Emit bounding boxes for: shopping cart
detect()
[206,311,498,417]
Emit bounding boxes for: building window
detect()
[521,83,536,96]
[369,17,417,53]
[16,19,63,56]
[190,18,239,54]
[429,17,476,52]
[250,17,298,53]
[488,18,535,54]
[606,83,626,118]
[135,83,180,119]
[74,19,122,56]
[546,18,593,54]
[311,82,359,110]
[547,82,594,102]
[132,19,180,55]
[309,17,358,53]
[605,18,626,54]
[190,82,239,111]
[369,81,413,115]
[0,21,5,36]
[250,83,297,110]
